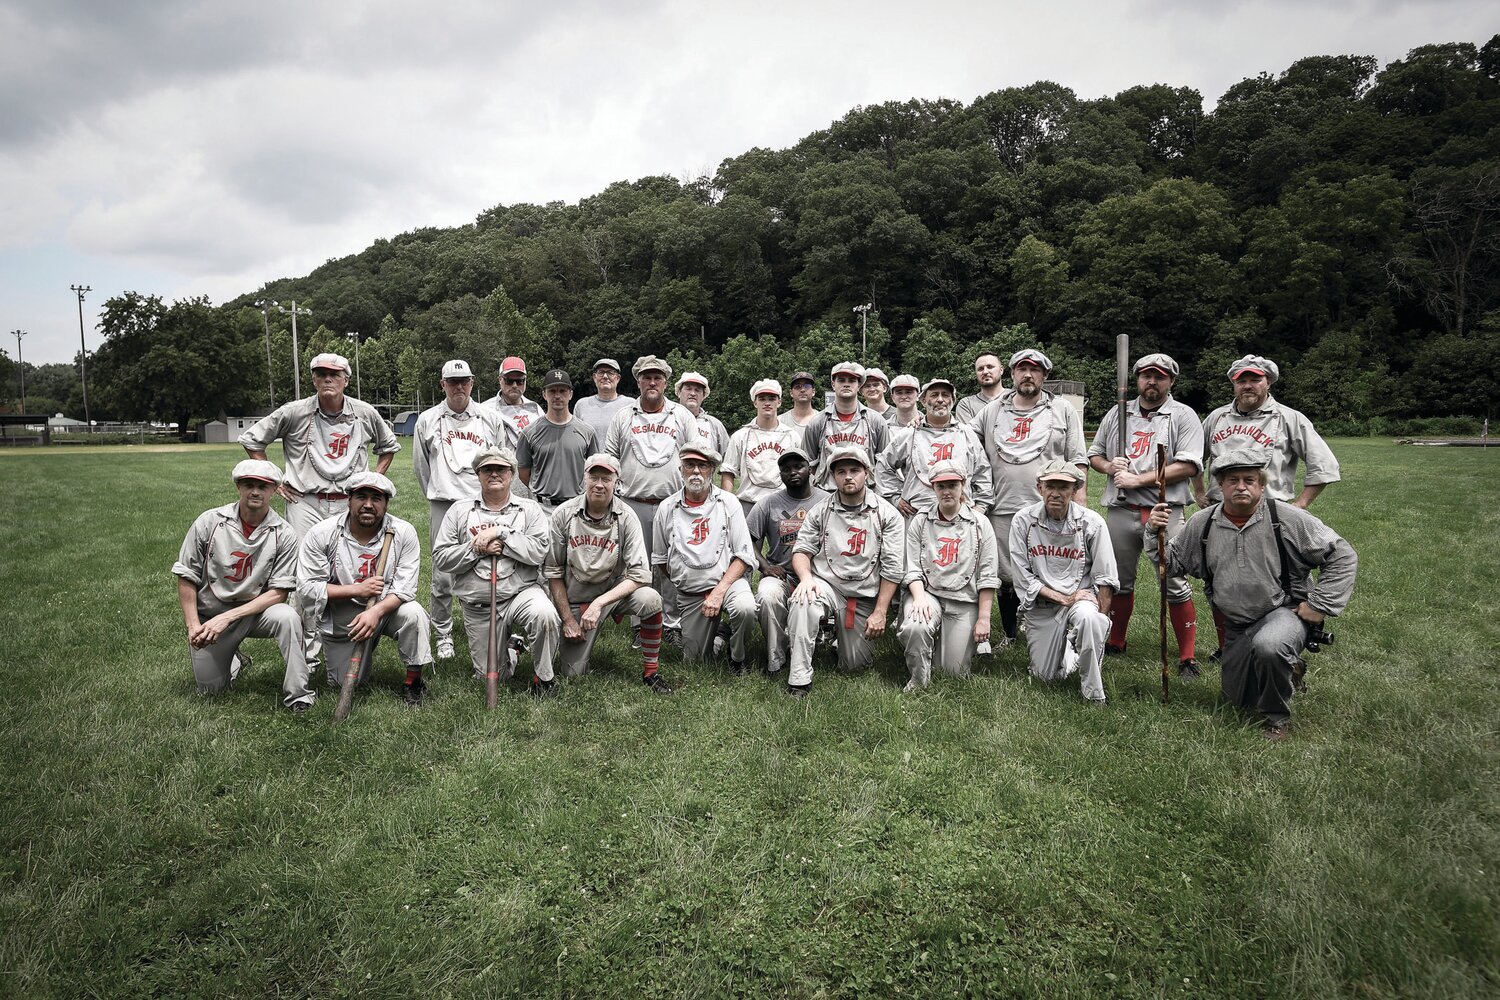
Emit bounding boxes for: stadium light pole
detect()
[275,301,312,397]
[70,284,92,429]
[11,329,26,413]
[254,299,277,408]
[853,302,873,363]
[346,331,361,398]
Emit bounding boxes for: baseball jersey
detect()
[296,512,422,630]
[1200,396,1341,502]
[604,400,698,501]
[1007,501,1119,612]
[573,394,636,446]
[876,420,994,514]
[544,495,652,604]
[975,390,1087,515]
[173,503,299,612]
[651,488,757,594]
[722,422,804,505]
[1169,499,1357,626]
[687,409,730,456]
[238,396,400,494]
[517,417,597,501]
[412,401,509,502]
[746,487,831,572]
[902,505,1001,603]
[432,495,552,604]
[802,405,890,490]
[484,396,544,449]
[792,492,905,600]
[1088,396,1204,507]
[956,392,1001,425]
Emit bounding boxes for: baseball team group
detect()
[174,344,1357,740]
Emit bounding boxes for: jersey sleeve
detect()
[793,500,827,557]
[1008,513,1043,610]
[295,523,335,624]
[965,427,995,511]
[515,427,535,471]
[1288,410,1341,486]
[902,515,925,588]
[502,503,552,568]
[877,503,905,583]
[412,412,434,496]
[543,506,569,580]
[237,405,290,453]
[650,503,670,568]
[1172,405,1205,471]
[1063,403,1087,466]
[369,406,400,456]
[1088,407,1116,459]
[1084,512,1119,592]
[385,522,422,602]
[975,516,1001,592]
[171,512,214,585]
[432,503,479,577]
[725,497,758,568]
[267,524,300,591]
[723,428,748,479]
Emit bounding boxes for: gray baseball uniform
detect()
[876,420,994,515]
[802,406,889,491]
[723,422,805,509]
[1201,397,1341,502]
[652,488,758,665]
[898,505,1000,686]
[688,409,730,457]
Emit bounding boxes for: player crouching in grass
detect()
[298,471,433,706]
[174,460,312,712]
[1148,449,1357,741]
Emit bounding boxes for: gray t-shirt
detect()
[574,394,636,446]
[747,487,831,573]
[516,417,597,501]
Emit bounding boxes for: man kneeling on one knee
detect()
[898,461,999,692]
[1009,460,1120,704]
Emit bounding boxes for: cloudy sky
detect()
[2,0,1492,366]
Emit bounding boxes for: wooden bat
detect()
[1115,334,1129,460]
[485,554,499,710]
[332,528,395,724]
[1155,443,1170,705]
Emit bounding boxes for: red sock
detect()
[405,667,422,685]
[1169,599,1197,661]
[1108,593,1134,649]
[640,612,663,677]
[1212,606,1226,650]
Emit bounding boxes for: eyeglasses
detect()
[479,467,511,476]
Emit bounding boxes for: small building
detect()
[393,411,418,436]
[200,413,267,444]
[47,413,88,433]
[1044,379,1086,419]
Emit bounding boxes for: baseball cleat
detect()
[529,677,560,699]
[786,684,810,700]
[1104,643,1127,656]
[1262,720,1291,742]
[402,678,425,707]
[643,673,674,695]
[230,652,251,681]
[728,660,748,677]
[1292,657,1308,693]
[1178,658,1202,681]
[436,638,455,660]
[288,700,311,715]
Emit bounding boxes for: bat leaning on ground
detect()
[332,528,395,724]
[485,555,499,710]
[1155,444,1170,705]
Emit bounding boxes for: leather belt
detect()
[314,492,348,500]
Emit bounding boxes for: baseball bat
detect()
[1115,334,1129,460]
[485,555,499,710]
[1155,444,1170,705]
[332,528,395,724]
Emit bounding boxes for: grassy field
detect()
[0,439,1496,999]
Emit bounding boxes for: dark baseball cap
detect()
[790,371,816,387]
[542,369,572,389]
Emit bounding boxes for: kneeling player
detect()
[747,446,830,676]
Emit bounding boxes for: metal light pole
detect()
[346,331,362,398]
[254,300,277,408]
[276,301,312,397]
[70,284,92,429]
[853,303,873,363]
[11,330,25,413]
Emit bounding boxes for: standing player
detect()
[1149,450,1357,740]
[518,368,598,511]
[1088,353,1205,677]
[885,374,922,430]
[779,371,821,429]
[297,472,432,706]
[803,362,889,491]
[785,447,905,698]
[546,453,672,693]
[860,368,892,419]
[675,371,730,457]
[432,450,561,697]
[877,377,993,518]
[573,358,636,445]
[1009,461,1119,705]
[721,379,802,517]
[898,462,999,692]
[747,446,830,677]
[486,356,544,451]
[412,358,508,660]
[173,460,311,712]
[956,353,1005,424]
[973,348,1087,650]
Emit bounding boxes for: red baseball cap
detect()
[500,356,526,375]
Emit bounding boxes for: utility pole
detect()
[70,284,92,429]
[254,300,277,408]
[853,302,873,363]
[11,330,25,413]
[346,331,362,398]
[275,301,312,397]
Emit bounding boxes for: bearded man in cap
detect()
[803,361,889,491]
[173,460,311,712]
[297,471,432,706]
[877,376,993,519]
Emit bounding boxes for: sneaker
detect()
[436,637,455,660]
[230,652,251,681]
[1104,643,1127,656]
[643,673,674,695]
[728,660,747,677]
[713,635,728,659]
[974,641,992,657]
[1208,647,1223,663]
[1061,641,1080,679]
[505,635,525,681]
[403,678,425,707]
[530,676,560,699]
[786,684,810,700]
[663,626,683,648]
[995,633,1014,651]
[1262,720,1291,742]
[1178,658,1202,681]
[630,626,642,650]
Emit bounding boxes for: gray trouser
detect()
[426,498,458,640]
[284,492,348,669]
[624,496,677,628]
[1107,505,1192,601]
[787,578,879,687]
[676,578,757,666]
[988,512,1017,585]
[458,585,561,682]
[899,593,979,687]
[1222,607,1303,725]
[757,575,794,673]
[323,601,432,688]
[1024,600,1109,702]
[190,604,313,707]
[557,588,662,678]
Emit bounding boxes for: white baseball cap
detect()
[346,471,396,498]
[890,374,920,391]
[862,367,889,386]
[583,452,620,474]
[593,358,622,372]
[676,371,709,390]
[232,459,283,485]
[920,377,956,395]
[830,361,865,380]
[749,378,782,399]
[442,359,473,379]
[310,353,351,375]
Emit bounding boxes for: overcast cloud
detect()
[3,0,1494,365]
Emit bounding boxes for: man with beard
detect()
[413,358,509,660]
[803,361,889,491]
[298,472,431,706]
[778,371,821,430]
[1149,450,1356,741]
[432,450,561,697]
[1088,353,1205,677]
[747,446,830,677]
[884,374,922,431]
[956,353,1005,424]
[518,368,598,511]
[877,376,993,518]
[173,460,311,712]
[898,462,999,693]
[722,379,803,518]
[573,358,636,445]
[974,348,1088,651]
[546,453,673,693]
[676,370,730,457]
[652,443,759,674]
[1009,461,1119,705]
[785,447,905,698]
[860,368,892,419]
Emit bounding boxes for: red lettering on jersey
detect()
[1212,423,1275,447]
[930,441,955,462]
[1128,430,1154,460]
[326,431,351,460]
[357,552,379,581]
[935,536,961,567]
[842,527,868,556]
[226,550,253,583]
[513,414,531,431]
[1005,416,1034,443]
[689,516,712,546]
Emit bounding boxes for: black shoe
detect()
[403,678,424,707]
[630,626,642,650]
[786,684,810,700]
[530,677,560,699]
[663,626,683,648]
[1208,647,1223,663]
[1104,643,1127,656]
[1291,657,1308,694]
[288,700,311,716]
[729,660,748,677]
[1178,658,1202,681]
[643,673,674,695]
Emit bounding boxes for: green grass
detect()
[0,440,1496,998]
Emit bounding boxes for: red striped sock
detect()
[405,667,422,685]
[640,612,663,677]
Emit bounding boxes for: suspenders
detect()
[1200,500,1293,606]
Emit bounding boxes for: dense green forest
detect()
[9,39,1498,433]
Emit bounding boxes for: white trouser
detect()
[557,588,662,678]
[1024,601,1109,702]
[675,578,757,666]
[899,594,979,688]
[189,604,312,707]
[757,575,794,674]
[786,578,879,687]
[426,498,458,640]
[284,492,348,670]
[323,601,432,689]
[458,585,561,682]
